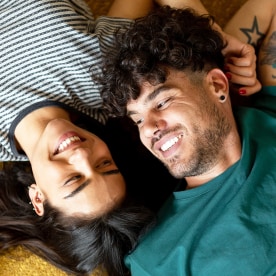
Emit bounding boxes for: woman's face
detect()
[29,118,126,217]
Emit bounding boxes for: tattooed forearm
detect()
[260,31,276,80]
[240,16,265,48]
[260,32,276,65]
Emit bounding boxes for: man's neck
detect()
[185,131,242,189]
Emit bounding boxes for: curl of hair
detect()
[100,6,226,117]
[0,163,155,276]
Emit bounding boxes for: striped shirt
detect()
[0,0,132,161]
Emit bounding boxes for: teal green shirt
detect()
[125,87,276,276]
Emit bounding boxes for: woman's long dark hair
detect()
[0,162,156,276]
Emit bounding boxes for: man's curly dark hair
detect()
[100,5,226,117]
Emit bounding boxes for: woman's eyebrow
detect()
[63,180,90,199]
[102,169,120,176]
[63,170,120,199]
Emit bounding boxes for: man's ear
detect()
[206,68,229,102]
[28,184,45,216]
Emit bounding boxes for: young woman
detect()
[0,118,156,275]
[0,1,156,275]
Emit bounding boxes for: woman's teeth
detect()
[57,136,81,153]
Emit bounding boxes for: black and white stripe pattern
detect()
[0,0,132,161]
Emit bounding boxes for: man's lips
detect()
[54,131,83,155]
[160,134,183,151]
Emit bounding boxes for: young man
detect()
[100,0,276,274]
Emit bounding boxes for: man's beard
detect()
[163,105,231,179]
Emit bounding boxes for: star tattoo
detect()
[240,16,264,47]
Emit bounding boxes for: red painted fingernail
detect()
[225,72,232,80]
[224,65,230,71]
[239,89,247,95]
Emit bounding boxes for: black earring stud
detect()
[219,95,226,101]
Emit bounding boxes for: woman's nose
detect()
[68,147,91,166]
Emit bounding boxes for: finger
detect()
[223,43,256,67]
[225,63,255,78]
[224,62,258,90]
[229,79,262,96]
[226,54,256,68]
[239,80,262,96]
[225,69,257,86]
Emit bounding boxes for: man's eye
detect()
[156,98,170,110]
[64,175,81,186]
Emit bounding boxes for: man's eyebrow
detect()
[147,86,168,102]
[64,180,90,199]
[63,170,120,199]
[127,86,169,116]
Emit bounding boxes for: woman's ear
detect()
[206,68,229,103]
[28,184,45,216]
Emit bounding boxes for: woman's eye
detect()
[96,159,112,169]
[64,175,81,186]
[129,116,144,126]
[135,118,144,126]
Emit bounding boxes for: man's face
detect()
[29,119,126,217]
[127,69,231,179]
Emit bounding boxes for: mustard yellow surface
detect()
[0,0,246,275]
[0,246,107,276]
[0,246,66,276]
[0,246,108,276]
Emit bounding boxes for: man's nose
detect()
[143,117,166,138]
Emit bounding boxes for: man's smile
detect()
[161,134,183,152]
[153,132,184,159]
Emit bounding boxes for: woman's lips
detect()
[54,131,83,155]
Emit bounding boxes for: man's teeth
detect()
[57,136,81,153]
[161,135,182,152]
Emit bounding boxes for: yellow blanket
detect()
[0,246,107,276]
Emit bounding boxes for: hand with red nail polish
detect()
[222,33,262,96]
[239,89,247,95]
